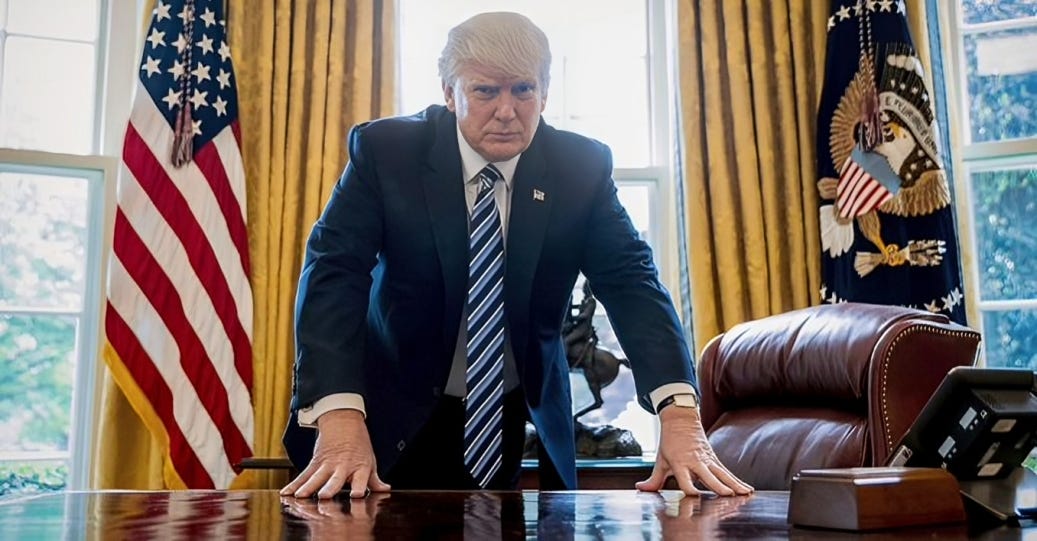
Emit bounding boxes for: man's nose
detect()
[494,94,517,121]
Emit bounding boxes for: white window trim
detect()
[936,2,1037,362]
[0,150,115,490]
[0,0,139,489]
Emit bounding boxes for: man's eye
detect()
[513,84,536,97]
[473,87,497,97]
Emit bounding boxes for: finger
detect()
[346,469,370,499]
[694,463,733,496]
[296,464,335,498]
[315,468,350,500]
[369,470,391,492]
[635,463,670,492]
[710,465,754,495]
[674,468,702,497]
[280,462,319,496]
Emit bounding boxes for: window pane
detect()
[971,167,1037,301]
[0,315,75,454]
[6,0,99,41]
[0,461,68,498]
[555,59,650,168]
[962,0,1037,25]
[964,27,1037,142]
[0,172,89,310]
[617,184,652,242]
[0,36,96,154]
[982,309,1037,369]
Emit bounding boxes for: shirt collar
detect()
[456,123,520,187]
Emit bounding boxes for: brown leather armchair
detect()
[698,303,981,490]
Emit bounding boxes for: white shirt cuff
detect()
[297,393,366,427]
[649,383,697,412]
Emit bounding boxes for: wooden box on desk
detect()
[788,467,966,531]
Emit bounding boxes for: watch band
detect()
[656,393,697,413]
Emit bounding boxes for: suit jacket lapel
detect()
[506,127,552,368]
[422,108,468,355]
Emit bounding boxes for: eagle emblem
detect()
[819,43,950,276]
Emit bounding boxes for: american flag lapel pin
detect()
[533,189,545,202]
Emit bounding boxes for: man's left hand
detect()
[635,406,754,496]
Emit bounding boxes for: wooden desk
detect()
[0,489,1028,539]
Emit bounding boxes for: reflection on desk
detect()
[0,489,1022,539]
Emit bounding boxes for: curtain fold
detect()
[675,0,940,348]
[675,0,828,349]
[93,0,395,489]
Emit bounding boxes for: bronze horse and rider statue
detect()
[562,281,631,421]
[524,280,643,458]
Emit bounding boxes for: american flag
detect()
[835,150,894,219]
[104,0,253,489]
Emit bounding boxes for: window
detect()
[938,1,1037,369]
[398,0,675,454]
[0,0,137,494]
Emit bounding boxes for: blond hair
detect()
[438,12,551,92]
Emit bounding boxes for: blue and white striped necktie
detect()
[464,163,506,488]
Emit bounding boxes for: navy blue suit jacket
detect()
[283,105,696,488]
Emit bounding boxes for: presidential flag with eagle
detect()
[816,0,965,323]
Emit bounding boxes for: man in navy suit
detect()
[281,12,752,499]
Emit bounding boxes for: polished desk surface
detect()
[0,489,1029,539]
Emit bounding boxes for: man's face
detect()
[444,64,547,162]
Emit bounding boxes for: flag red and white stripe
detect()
[836,154,893,219]
[104,0,253,489]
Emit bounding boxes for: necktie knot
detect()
[477,164,503,194]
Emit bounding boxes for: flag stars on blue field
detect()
[140,0,239,149]
[147,28,165,48]
[193,63,211,83]
[156,1,171,21]
[200,7,217,27]
[190,89,209,109]
[142,56,161,78]
[177,4,192,24]
[173,33,190,53]
[828,0,902,33]
[161,89,181,110]
[197,34,215,55]
[169,60,186,79]
[213,96,229,117]
[170,60,186,79]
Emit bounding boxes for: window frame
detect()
[0,0,139,489]
[0,151,114,490]
[936,2,1037,363]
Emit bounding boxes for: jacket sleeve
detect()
[291,125,383,410]
[578,145,697,412]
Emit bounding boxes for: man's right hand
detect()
[280,409,391,499]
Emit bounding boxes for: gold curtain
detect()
[93,0,395,489]
[676,0,936,347]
